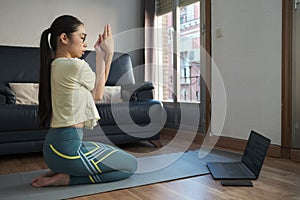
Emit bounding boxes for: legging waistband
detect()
[44,127,83,153]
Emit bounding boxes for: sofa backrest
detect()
[0,46,40,85]
[84,51,136,86]
[0,45,135,86]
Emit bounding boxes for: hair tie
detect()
[46,28,53,49]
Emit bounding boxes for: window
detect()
[155,0,204,103]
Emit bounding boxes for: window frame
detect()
[155,0,211,133]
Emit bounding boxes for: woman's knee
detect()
[106,150,137,173]
[127,154,137,173]
[117,151,137,173]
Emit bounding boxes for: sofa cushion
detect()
[9,83,39,105]
[96,100,163,126]
[94,86,123,104]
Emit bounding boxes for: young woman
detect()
[31,15,137,187]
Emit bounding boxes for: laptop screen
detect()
[241,131,271,177]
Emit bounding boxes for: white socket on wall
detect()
[216,26,224,38]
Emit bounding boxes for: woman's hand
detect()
[92,24,114,101]
[94,24,114,62]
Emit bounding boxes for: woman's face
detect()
[68,24,87,58]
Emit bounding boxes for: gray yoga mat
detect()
[0,149,240,200]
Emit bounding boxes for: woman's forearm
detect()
[92,54,106,101]
[104,54,113,81]
[92,53,113,101]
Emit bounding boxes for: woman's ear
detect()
[59,33,69,44]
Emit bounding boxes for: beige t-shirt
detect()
[50,58,100,129]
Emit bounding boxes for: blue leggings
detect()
[43,127,137,185]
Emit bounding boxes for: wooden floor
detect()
[0,131,300,200]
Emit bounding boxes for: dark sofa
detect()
[0,46,164,155]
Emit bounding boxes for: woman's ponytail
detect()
[38,28,53,128]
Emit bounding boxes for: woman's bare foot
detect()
[31,173,70,188]
[31,170,56,184]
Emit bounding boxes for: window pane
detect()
[156,11,174,102]
[156,1,201,103]
[179,1,201,102]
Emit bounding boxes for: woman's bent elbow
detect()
[93,93,103,101]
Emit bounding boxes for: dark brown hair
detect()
[38,15,83,127]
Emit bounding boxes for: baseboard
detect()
[213,136,281,158]
[291,148,300,162]
[161,128,281,158]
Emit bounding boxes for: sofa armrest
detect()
[121,81,154,101]
[0,85,16,104]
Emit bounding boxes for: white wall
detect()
[211,0,282,145]
[0,0,141,50]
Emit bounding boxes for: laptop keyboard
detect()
[222,163,250,176]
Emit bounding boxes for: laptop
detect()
[206,130,271,180]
